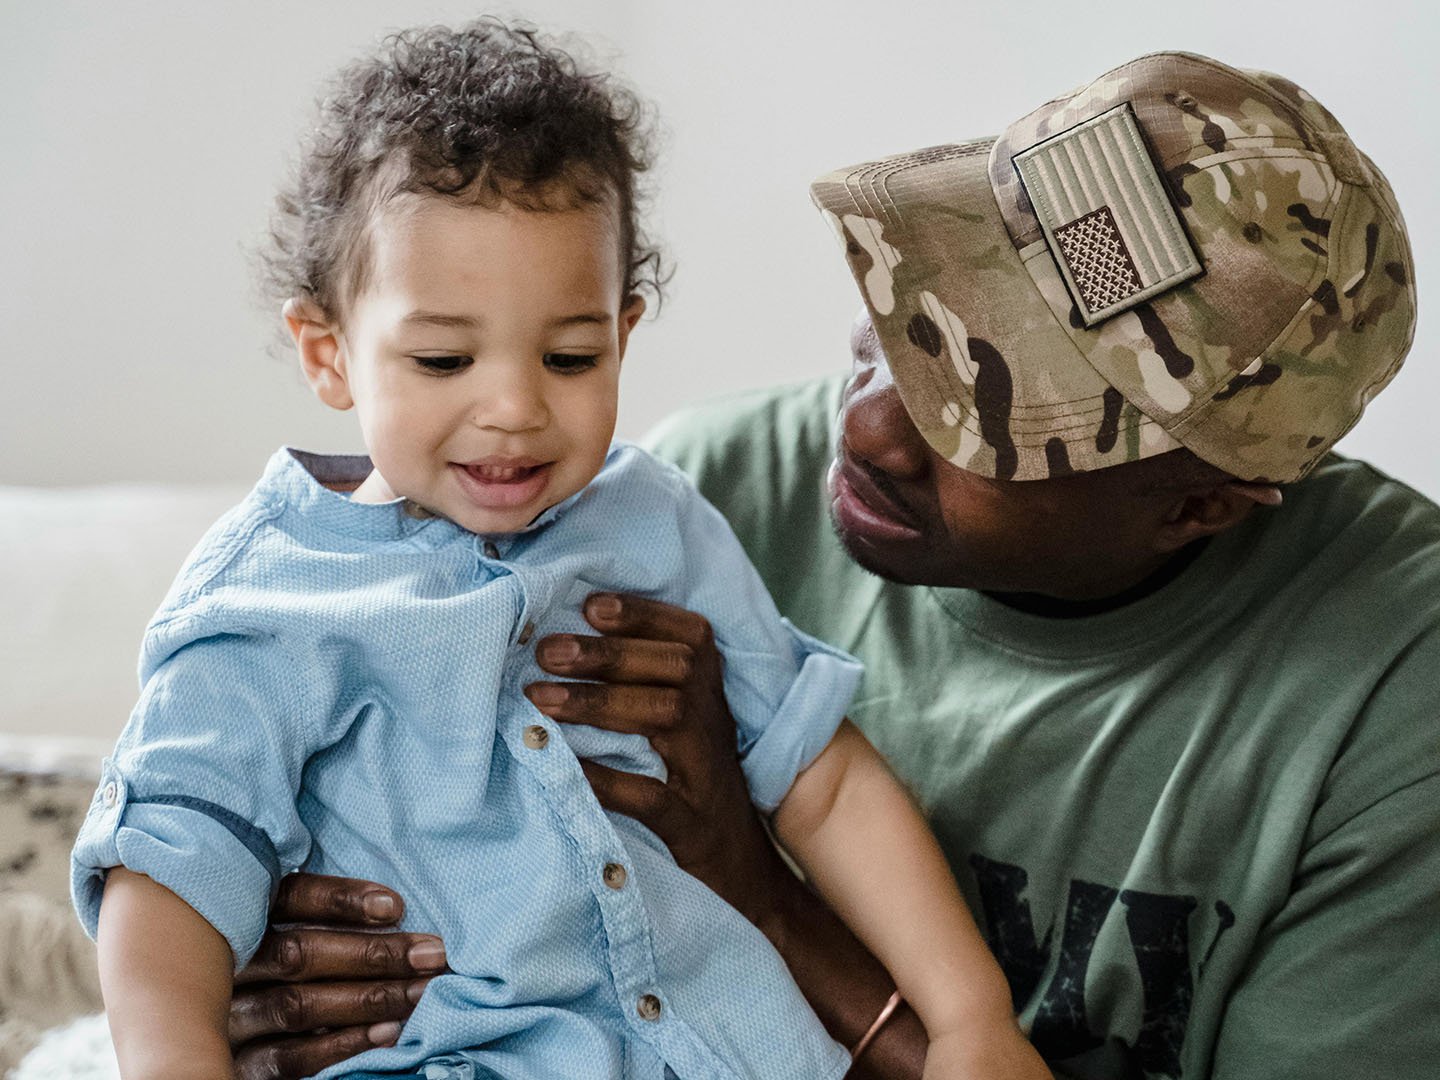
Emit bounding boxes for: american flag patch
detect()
[1013,104,1202,325]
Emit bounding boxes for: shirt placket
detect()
[480,536,685,1068]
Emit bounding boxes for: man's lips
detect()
[828,456,926,542]
[450,459,553,510]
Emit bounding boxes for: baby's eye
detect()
[545,353,599,374]
[414,355,471,374]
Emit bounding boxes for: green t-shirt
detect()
[643,375,1440,1080]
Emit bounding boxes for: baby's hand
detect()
[921,1023,1051,1080]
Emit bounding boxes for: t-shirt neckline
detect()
[923,514,1263,659]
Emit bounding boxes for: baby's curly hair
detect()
[260,19,664,318]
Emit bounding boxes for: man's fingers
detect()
[581,592,716,651]
[237,928,447,985]
[581,759,693,843]
[269,873,404,927]
[533,632,695,686]
[526,681,686,734]
[233,1022,401,1080]
[229,977,430,1044]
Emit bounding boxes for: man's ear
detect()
[284,298,353,411]
[1153,481,1284,553]
[615,293,647,363]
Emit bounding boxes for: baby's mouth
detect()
[450,460,554,510]
[461,462,545,483]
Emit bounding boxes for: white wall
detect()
[4,0,1436,496]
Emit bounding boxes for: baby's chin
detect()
[446,483,599,535]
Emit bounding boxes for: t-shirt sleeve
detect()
[1208,628,1440,1079]
[70,624,321,971]
[665,464,863,812]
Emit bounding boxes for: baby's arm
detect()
[773,721,1050,1079]
[98,867,235,1080]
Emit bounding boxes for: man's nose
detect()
[842,338,930,482]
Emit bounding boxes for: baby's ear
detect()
[616,293,647,362]
[284,298,352,411]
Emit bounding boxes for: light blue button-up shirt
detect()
[72,444,860,1080]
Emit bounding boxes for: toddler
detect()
[72,21,1047,1080]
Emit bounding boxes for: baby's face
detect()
[337,196,640,533]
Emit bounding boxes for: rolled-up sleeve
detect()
[731,622,863,811]
[71,627,319,970]
[670,472,863,812]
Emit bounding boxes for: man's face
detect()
[828,312,1179,599]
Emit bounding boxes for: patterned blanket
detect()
[1,770,104,1073]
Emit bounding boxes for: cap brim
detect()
[811,140,1178,480]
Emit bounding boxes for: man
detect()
[220,52,1437,1079]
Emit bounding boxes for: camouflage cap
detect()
[810,51,1417,482]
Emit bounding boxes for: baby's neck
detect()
[348,469,399,504]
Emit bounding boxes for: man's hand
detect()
[229,873,446,1080]
[526,591,930,1079]
[524,592,791,927]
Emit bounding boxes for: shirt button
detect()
[517,621,536,646]
[602,862,627,890]
[522,725,550,750]
[637,993,662,1021]
[101,781,119,808]
[483,541,500,559]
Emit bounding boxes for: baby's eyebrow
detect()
[397,311,612,329]
[401,310,478,328]
[548,312,612,328]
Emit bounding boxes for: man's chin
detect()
[828,513,1006,592]
[829,513,935,587]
